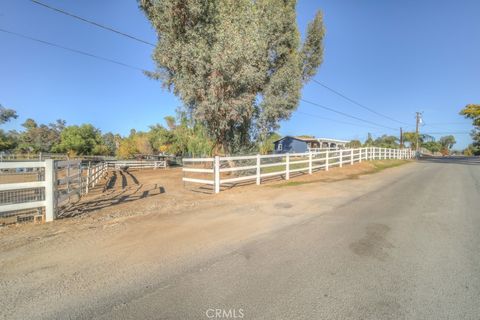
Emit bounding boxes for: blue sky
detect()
[1,0,478,149]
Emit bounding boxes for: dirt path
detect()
[0,160,412,319]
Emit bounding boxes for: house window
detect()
[277,143,283,151]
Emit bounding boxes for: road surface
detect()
[3,157,480,319]
[100,157,480,319]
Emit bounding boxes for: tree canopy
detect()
[139,0,325,154]
[439,135,456,153]
[0,105,18,125]
[460,104,480,155]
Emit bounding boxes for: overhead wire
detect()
[312,79,410,125]
[30,0,155,47]
[10,2,418,134]
[300,98,398,131]
[0,28,148,72]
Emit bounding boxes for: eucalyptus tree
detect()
[139,0,324,154]
[0,104,18,125]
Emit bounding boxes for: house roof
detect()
[293,136,319,143]
[273,135,313,143]
[273,136,349,144]
[316,137,350,144]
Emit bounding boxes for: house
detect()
[273,136,349,154]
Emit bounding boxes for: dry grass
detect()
[270,160,410,188]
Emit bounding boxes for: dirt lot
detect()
[0,160,411,319]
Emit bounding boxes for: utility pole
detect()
[400,127,403,149]
[415,112,423,154]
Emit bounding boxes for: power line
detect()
[423,122,468,126]
[28,0,416,133]
[27,0,418,133]
[422,132,471,135]
[296,110,388,132]
[312,79,410,125]
[300,98,398,131]
[0,28,148,72]
[30,0,155,47]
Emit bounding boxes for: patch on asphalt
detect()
[349,223,394,261]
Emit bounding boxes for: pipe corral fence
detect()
[0,158,168,225]
[183,147,414,193]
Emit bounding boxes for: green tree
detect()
[53,124,105,155]
[0,130,17,151]
[139,0,325,154]
[363,133,374,147]
[102,132,121,156]
[0,105,18,124]
[373,135,399,148]
[0,105,18,151]
[16,119,65,153]
[422,141,441,154]
[257,132,281,155]
[439,135,456,154]
[402,132,422,149]
[460,104,480,155]
[347,140,362,148]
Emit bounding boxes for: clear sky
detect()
[1,0,478,149]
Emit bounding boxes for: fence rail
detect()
[107,160,166,170]
[0,160,55,222]
[183,147,414,193]
[0,157,171,224]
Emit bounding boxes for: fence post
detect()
[285,153,290,180]
[92,165,96,187]
[214,156,220,194]
[325,150,329,171]
[359,148,362,163]
[339,150,343,167]
[308,152,312,174]
[78,163,82,194]
[350,149,354,165]
[256,154,261,185]
[86,162,91,194]
[66,162,71,193]
[44,159,56,222]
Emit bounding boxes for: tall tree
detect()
[347,140,362,148]
[139,0,324,154]
[0,105,18,151]
[460,104,480,155]
[0,104,18,124]
[363,133,374,146]
[373,135,399,148]
[439,135,456,154]
[422,141,441,154]
[52,124,106,155]
[16,119,65,153]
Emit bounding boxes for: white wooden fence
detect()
[0,160,110,224]
[183,147,414,193]
[107,160,166,170]
[85,162,108,193]
[0,160,56,222]
[0,158,169,224]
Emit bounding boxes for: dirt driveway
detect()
[0,160,411,319]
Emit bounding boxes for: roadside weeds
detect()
[270,160,411,188]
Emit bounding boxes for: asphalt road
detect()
[95,157,480,320]
[4,157,479,320]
